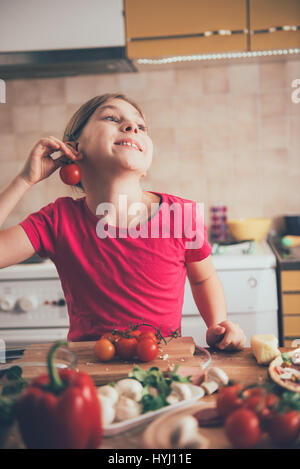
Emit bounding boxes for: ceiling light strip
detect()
[137,48,300,65]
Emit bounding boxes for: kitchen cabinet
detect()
[281,270,300,345]
[124,0,248,58]
[269,238,300,347]
[249,0,300,51]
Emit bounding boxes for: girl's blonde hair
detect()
[62,93,146,192]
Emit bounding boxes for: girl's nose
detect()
[121,122,139,134]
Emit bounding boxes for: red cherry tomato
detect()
[138,331,158,343]
[225,408,262,449]
[241,388,279,426]
[128,329,142,339]
[94,338,115,362]
[216,383,243,419]
[136,338,159,362]
[60,164,81,185]
[267,410,300,446]
[116,337,138,360]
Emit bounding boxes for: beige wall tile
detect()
[12,105,40,133]
[260,62,287,92]
[174,68,203,96]
[260,117,288,149]
[260,92,289,118]
[40,78,65,104]
[228,63,260,95]
[0,134,16,160]
[0,106,13,133]
[229,94,258,122]
[15,132,44,161]
[9,79,42,105]
[202,66,229,94]
[65,75,99,104]
[289,116,300,150]
[40,104,68,133]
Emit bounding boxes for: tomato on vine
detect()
[136,338,159,362]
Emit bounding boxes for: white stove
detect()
[181,241,279,346]
[0,260,69,348]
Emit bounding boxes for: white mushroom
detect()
[166,392,180,405]
[115,379,144,402]
[169,382,193,401]
[97,385,119,405]
[169,415,200,448]
[115,396,142,421]
[98,395,116,426]
[201,367,229,395]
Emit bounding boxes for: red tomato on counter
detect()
[216,383,243,419]
[137,338,159,362]
[225,408,262,449]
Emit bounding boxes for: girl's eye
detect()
[138,124,147,132]
[105,115,119,122]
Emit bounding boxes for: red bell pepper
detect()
[16,341,102,449]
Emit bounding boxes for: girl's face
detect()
[75,98,153,176]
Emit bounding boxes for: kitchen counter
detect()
[1,347,292,450]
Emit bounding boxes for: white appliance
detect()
[0,261,69,348]
[181,241,279,347]
[0,241,278,350]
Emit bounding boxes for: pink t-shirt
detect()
[19,192,212,341]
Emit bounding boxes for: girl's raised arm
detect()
[0,137,77,269]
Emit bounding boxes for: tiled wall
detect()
[0,58,299,230]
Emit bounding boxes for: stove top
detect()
[211,240,276,271]
[268,236,300,270]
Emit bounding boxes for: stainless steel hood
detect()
[0,46,137,79]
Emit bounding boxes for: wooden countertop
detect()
[1,346,291,449]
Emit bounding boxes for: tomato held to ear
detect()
[60,164,81,185]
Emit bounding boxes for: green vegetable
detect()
[0,365,27,427]
[281,353,293,365]
[128,365,192,413]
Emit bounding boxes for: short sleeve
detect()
[19,201,58,260]
[184,202,212,264]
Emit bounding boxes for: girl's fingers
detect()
[43,136,78,161]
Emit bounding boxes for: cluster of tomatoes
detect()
[216,383,300,448]
[94,328,160,363]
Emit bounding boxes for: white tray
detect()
[103,384,205,437]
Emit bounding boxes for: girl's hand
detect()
[206,320,246,352]
[19,136,79,186]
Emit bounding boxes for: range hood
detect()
[0,47,137,79]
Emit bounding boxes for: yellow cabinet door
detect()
[283,315,300,336]
[281,271,300,292]
[250,0,300,50]
[125,0,248,58]
[282,294,300,315]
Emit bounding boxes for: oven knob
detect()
[17,295,39,312]
[0,296,15,311]
[248,276,258,288]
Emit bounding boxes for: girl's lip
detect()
[115,138,143,152]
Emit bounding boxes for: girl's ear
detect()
[65,141,84,160]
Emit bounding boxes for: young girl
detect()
[0,92,246,350]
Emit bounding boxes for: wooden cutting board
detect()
[11,337,206,385]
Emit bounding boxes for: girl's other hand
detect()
[19,136,79,186]
[206,320,246,352]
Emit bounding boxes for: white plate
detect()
[102,384,205,437]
